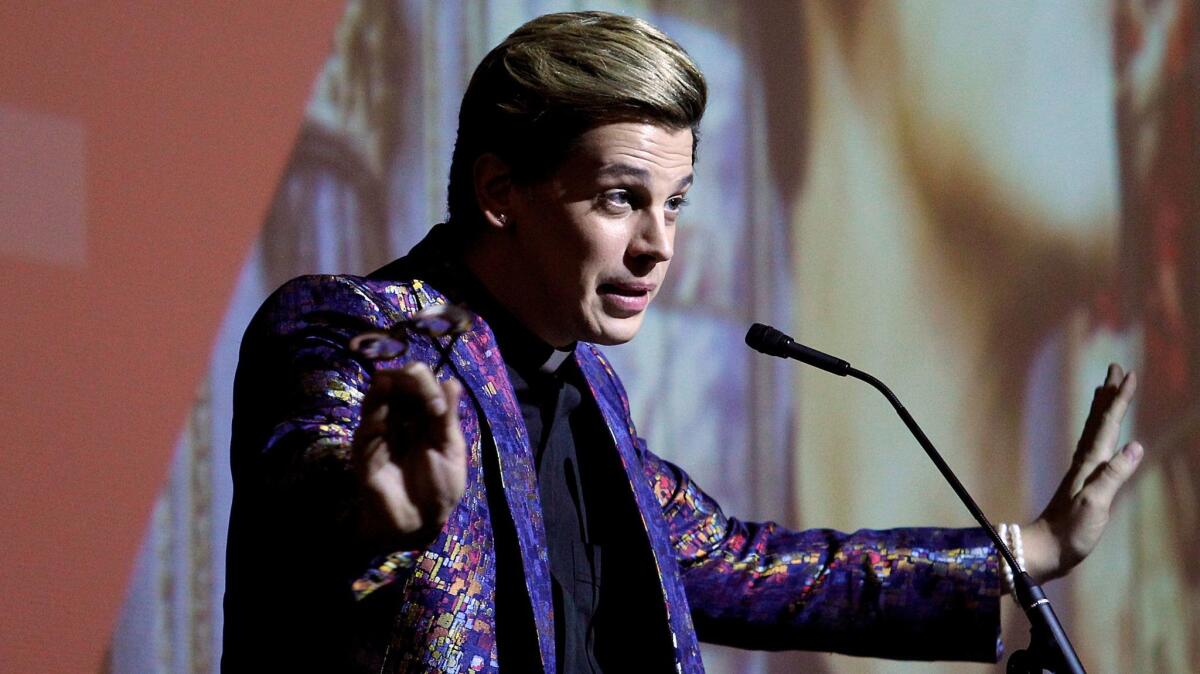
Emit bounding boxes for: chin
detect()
[588,315,645,346]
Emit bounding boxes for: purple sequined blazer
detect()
[222,231,1001,673]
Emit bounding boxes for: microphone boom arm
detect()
[746,323,1085,673]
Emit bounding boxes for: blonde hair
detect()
[446,11,707,228]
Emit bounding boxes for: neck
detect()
[461,235,575,350]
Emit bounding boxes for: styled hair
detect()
[446,11,707,229]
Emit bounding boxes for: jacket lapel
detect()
[575,344,704,673]
[443,309,556,674]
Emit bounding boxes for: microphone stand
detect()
[745,324,1085,673]
[847,367,1084,674]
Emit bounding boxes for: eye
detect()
[666,195,689,213]
[599,189,632,213]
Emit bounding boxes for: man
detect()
[222,12,1141,673]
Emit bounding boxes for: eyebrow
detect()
[598,163,694,190]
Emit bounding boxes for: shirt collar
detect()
[371,224,578,376]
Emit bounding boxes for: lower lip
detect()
[599,288,651,316]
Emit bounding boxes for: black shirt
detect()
[486,308,605,673]
[509,356,605,673]
[439,262,604,672]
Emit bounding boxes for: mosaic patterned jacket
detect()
[222,239,1002,673]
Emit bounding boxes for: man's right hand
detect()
[351,362,467,551]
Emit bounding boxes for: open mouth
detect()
[598,282,651,297]
[597,282,655,316]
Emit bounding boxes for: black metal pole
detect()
[846,366,1085,674]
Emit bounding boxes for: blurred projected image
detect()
[793,1,1199,672]
[1106,0,1200,669]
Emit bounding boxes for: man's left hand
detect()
[1021,363,1143,582]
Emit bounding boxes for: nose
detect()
[629,210,674,265]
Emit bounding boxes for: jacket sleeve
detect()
[227,275,425,603]
[640,444,1003,662]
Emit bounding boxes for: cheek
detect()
[559,222,621,277]
[595,225,634,262]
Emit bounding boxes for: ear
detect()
[472,153,516,230]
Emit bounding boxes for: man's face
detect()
[504,122,694,347]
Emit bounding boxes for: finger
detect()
[353,371,401,461]
[353,364,440,459]
[1096,370,1137,446]
[353,358,420,427]
[1075,366,1121,450]
[1078,441,1144,513]
[1105,362,1123,388]
[352,403,394,478]
[1090,370,1136,450]
[358,365,400,418]
[1118,369,1137,401]
[1071,369,1138,489]
[431,378,465,455]
[388,362,450,417]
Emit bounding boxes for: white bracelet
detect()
[998,522,1025,602]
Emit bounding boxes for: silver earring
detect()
[497,213,508,224]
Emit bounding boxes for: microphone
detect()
[744,321,1086,673]
[744,323,850,376]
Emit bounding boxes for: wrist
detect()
[1018,518,1061,582]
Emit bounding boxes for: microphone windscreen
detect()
[745,323,789,357]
